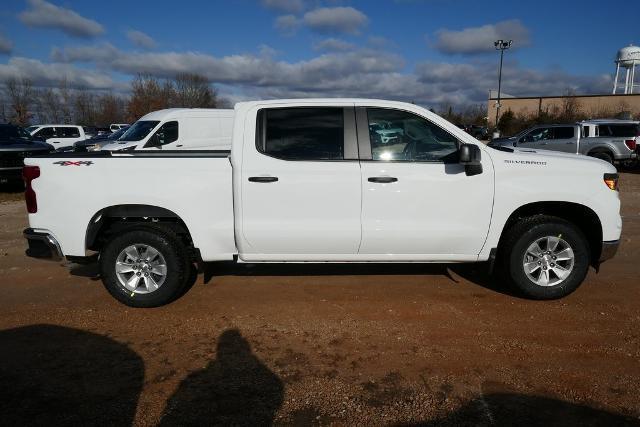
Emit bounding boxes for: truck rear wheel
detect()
[589,151,613,164]
[99,226,191,308]
[500,216,590,299]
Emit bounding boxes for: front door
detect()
[239,105,362,260]
[357,106,494,260]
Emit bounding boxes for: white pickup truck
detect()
[22,99,622,307]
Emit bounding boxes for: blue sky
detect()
[0,0,637,107]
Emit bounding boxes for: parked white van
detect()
[102,109,234,151]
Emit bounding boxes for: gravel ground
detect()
[0,173,639,426]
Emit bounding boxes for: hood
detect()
[491,145,617,172]
[0,137,53,151]
[101,140,139,151]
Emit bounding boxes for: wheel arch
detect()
[498,201,603,266]
[85,204,196,256]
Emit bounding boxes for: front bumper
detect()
[23,228,63,261]
[599,240,619,263]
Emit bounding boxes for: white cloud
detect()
[39,42,612,108]
[126,30,156,49]
[303,7,368,35]
[19,0,104,38]
[274,14,300,35]
[314,38,355,52]
[0,57,122,90]
[433,19,530,54]
[261,0,305,14]
[0,33,12,54]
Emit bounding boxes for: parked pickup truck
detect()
[26,124,91,152]
[489,120,638,164]
[22,99,622,307]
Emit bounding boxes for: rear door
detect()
[239,105,362,260]
[546,126,578,153]
[357,106,493,259]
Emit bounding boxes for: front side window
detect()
[59,127,80,138]
[120,120,160,141]
[34,127,55,139]
[257,108,344,160]
[521,127,551,143]
[152,121,179,146]
[366,108,458,162]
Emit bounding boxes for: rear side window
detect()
[34,127,55,138]
[599,124,638,137]
[553,127,574,139]
[257,108,344,160]
[59,127,80,138]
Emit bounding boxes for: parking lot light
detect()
[494,39,513,136]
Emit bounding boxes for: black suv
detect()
[0,124,54,185]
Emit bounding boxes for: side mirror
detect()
[459,143,482,176]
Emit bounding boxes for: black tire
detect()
[589,151,613,164]
[500,215,590,299]
[99,225,192,308]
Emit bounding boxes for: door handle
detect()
[248,176,278,183]
[368,176,398,183]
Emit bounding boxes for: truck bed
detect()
[24,151,236,261]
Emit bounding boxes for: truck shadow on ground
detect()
[201,261,519,298]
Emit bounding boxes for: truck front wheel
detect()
[99,226,191,308]
[501,216,590,299]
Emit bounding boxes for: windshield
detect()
[119,121,159,141]
[109,127,129,140]
[0,126,32,139]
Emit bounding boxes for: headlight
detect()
[88,144,101,151]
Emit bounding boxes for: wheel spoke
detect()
[524,261,541,274]
[551,264,571,280]
[116,262,135,274]
[554,247,574,261]
[547,236,560,252]
[527,242,543,258]
[143,275,159,292]
[536,269,550,286]
[151,263,167,276]
[124,246,140,262]
[145,246,160,262]
[126,273,141,290]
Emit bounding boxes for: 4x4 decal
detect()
[54,160,94,166]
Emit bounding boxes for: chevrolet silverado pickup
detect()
[22,99,622,307]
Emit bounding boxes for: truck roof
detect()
[234,98,420,109]
[139,108,235,121]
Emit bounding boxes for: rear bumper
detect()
[599,240,619,263]
[23,228,63,261]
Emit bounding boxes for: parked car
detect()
[101,109,234,151]
[469,125,488,139]
[0,124,53,185]
[489,122,638,164]
[23,99,620,307]
[109,123,129,132]
[73,126,130,152]
[26,125,91,151]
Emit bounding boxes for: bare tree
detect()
[5,77,34,126]
[127,74,175,121]
[96,93,127,126]
[172,73,218,108]
[74,91,97,125]
[37,87,63,123]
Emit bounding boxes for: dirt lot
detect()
[0,174,639,426]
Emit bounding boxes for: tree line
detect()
[1,73,225,128]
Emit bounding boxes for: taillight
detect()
[624,139,636,150]
[603,173,618,191]
[22,165,40,213]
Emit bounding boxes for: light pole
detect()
[494,39,512,136]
